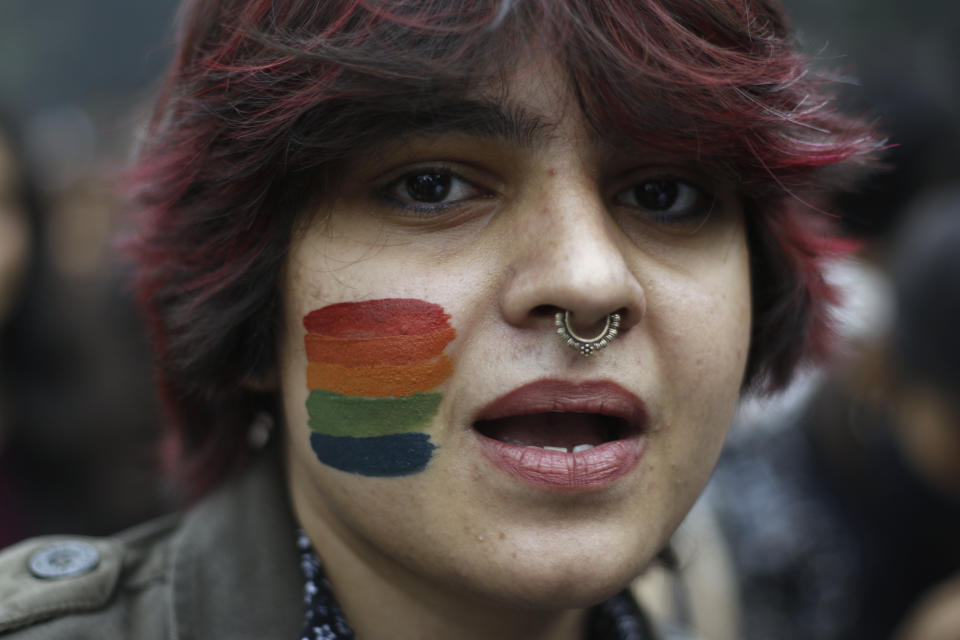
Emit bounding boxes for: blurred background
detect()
[0,1,958,638]
[0,1,180,546]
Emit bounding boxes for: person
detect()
[887,193,960,640]
[0,109,168,551]
[0,111,40,547]
[0,1,882,638]
[708,191,960,640]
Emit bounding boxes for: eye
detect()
[381,169,485,210]
[613,178,715,225]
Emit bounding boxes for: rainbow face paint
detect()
[304,298,454,476]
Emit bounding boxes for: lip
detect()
[471,379,648,491]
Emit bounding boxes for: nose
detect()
[498,184,646,340]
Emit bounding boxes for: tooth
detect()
[543,446,567,453]
[572,444,594,453]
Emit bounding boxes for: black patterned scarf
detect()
[297,531,655,640]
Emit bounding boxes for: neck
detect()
[329,557,586,640]
[289,475,588,640]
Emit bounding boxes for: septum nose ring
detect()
[555,310,621,356]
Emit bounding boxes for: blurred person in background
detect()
[0,107,169,548]
[0,117,33,327]
[885,193,960,640]
[710,190,960,640]
[0,109,50,547]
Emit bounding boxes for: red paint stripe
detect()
[304,298,450,338]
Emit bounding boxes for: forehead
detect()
[347,55,704,169]
[384,60,586,145]
[343,47,747,182]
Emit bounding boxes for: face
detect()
[279,59,751,612]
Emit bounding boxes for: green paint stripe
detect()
[306,389,442,437]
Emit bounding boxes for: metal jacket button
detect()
[28,542,101,580]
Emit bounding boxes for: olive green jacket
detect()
[0,450,706,640]
[0,451,303,639]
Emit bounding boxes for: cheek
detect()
[655,264,750,384]
[649,253,751,450]
[689,289,751,388]
[296,298,456,477]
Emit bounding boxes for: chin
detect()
[472,559,645,612]
[438,525,663,612]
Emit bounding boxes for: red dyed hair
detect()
[128,0,883,494]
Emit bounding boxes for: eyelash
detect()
[377,167,717,229]
[378,169,488,214]
[611,177,717,226]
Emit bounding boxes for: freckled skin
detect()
[280,58,750,640]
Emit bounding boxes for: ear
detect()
[242,368,279,392]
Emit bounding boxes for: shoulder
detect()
[0,448,303,640]
[0,514,180,639]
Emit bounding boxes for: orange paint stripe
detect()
[305,327,455,366]
[307,355,454,397]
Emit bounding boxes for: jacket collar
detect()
[168,447,303,640]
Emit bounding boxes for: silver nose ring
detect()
[555,310,621,356]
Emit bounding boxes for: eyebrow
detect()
[381,99,555,149]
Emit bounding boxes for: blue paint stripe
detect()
[309,432,436,477]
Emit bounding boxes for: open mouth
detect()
[473,412,637,453]
[469,379,648,490]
